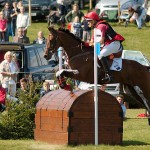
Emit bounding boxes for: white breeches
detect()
[98,41,122,60]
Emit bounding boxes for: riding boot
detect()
[100,57,112,83]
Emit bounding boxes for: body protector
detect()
[95,21,125,44]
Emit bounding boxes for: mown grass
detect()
[112,23,150,59]
[0,109,150,150]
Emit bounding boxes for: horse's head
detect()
[44,27,62,60]
[44,27,92,60]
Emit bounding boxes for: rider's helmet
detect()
[84,11,100,21]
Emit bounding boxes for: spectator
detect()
[16,78,29,98]
[20,78,28,92]
[33,31,46,44]
[71,16,82,39]
[11,2,19,36]
[0,11,7,42]
[0,51,19,97]
[65,4,84,23]
[128,4,146,29]
[57,0,67,27]
[116,94,126,118]
[81,11,91,42]
[40,81,51,97]
[65,4,84,30]
[12,53,20,68]
[16,6,29,36]
[100,84,107,91]
[2,2,12,41]
[17,1,23,12]
[0,81,6,112]
[13,27,30,44]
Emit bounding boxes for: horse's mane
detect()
[58,28,84,44]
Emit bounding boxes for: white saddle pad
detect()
[110,57,122,71]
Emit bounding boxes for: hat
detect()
[84,11,100,21]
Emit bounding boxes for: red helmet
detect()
[84,11,100,21]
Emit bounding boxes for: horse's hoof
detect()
[56,69,64,78]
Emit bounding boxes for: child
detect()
[0,11,7,42]
[71,16,82,39]
[116,94,126,118]
[81,15,91,42]
[40,81,51,97]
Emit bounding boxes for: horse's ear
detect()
[48,26,55,32]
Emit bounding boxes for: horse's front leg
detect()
[56,69,79,79]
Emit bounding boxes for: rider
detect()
[84,11,125,83]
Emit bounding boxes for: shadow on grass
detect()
[123,140,150,146]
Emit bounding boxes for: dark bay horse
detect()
[44,27,150,115]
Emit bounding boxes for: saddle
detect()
[105,50,123,67]
[109,50,122,60]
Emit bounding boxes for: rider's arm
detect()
[89,36,105,47]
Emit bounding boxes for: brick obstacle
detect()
[34,89,123,145]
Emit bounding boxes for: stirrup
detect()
[101,74,112,83]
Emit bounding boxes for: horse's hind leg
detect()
[56,69,79,78]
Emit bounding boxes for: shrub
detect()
[0,82,41,139]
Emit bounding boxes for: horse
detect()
[44,27,150,119]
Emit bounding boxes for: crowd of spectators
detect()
[0,1,29,42]
[48,2,92,42]
[0,1,45,43]
[65,3,91,42]
[0,0,147,43]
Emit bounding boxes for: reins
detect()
[57,34,92,62]
[69,51,93,62]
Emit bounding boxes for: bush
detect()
[0,82,41,139]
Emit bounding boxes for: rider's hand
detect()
[89,41,94,46]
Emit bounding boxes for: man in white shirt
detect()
[16,6,29,36]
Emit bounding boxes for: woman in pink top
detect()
[0,12,7,42]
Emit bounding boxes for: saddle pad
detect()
[110,57,122,71]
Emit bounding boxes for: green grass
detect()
[0,109,150,150]
[112,23,150,59]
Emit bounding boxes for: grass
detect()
[112,23,150,59]
[0,109,150,150]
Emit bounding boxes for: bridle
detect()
[48,32,62,54]
[48,28,92,63]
